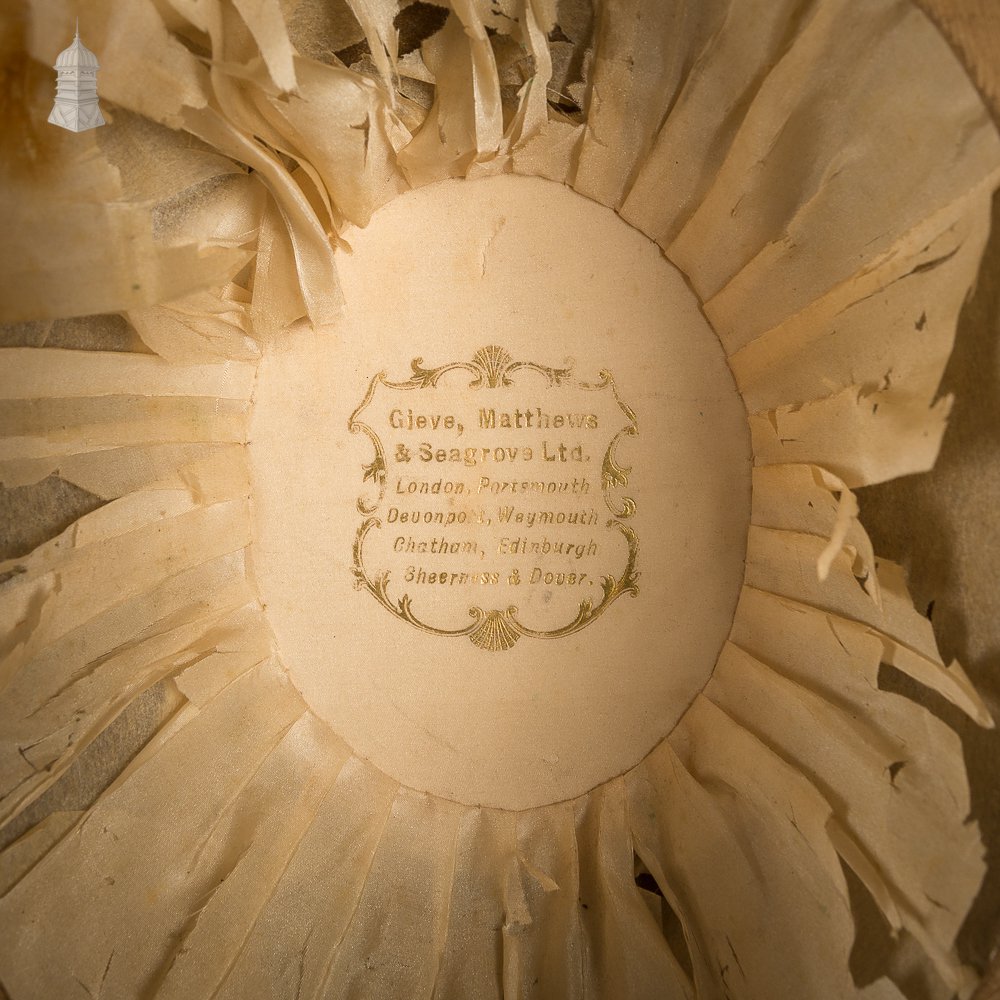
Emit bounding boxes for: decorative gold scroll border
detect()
[347,345,639,650]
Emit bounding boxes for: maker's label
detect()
[348,345,639,650]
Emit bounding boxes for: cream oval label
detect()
[249,174,752,810]
[348,345,639,650]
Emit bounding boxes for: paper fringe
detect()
[2,0,999,997]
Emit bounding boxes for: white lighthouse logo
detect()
[48,20,105,133]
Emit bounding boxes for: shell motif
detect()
[471,345,514,387]
[468,608,521,650]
